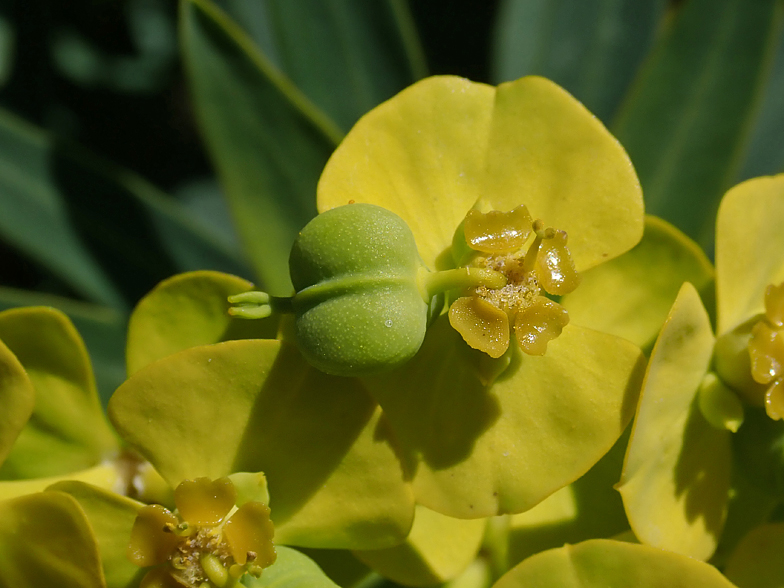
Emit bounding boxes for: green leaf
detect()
[362,316,645,519]
[0,108,248,308]
[561,215,714,354]
[126,270,278,375]
[492,539,736,588]
[0,307,117,480]
[0,337,34,466]
[352,505,486,586]
[215,0,427,132]
[736,31,784,181]
[243,545,340,588]
[724,523,784,588]
[618,284,730,561]
[109,339,415,550]
[47,481,145,588]
[181,0,340,295]
[491,0,666,123]
[612,0,783,248]
[0,286,126,406]
[0,491,106,588]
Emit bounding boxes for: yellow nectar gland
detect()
[128,477,276,588]
[749,282,784,420]
[449,206,579,359]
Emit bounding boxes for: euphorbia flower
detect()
[128,476,275,588]
[449,205,578,358]
[617,173,784,561]
[113,77,646,561]
[748,282,784,419]
[315,75,646,519]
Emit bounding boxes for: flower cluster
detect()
[749,282,784,420]
[449,205,578,358]
[128,477,275,588]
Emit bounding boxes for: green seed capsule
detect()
[289,203,429,377]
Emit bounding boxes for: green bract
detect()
[289,203,429,376]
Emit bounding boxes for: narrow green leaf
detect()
[181,0,340,295]
[243,546,340,588]
[736,31,784,181]
[612,0,784,248]
[215,0,426,132]
[0,108,249,308]
[491,0,666,123]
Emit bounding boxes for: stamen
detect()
[201,553,229,587]
[523,219,549,270]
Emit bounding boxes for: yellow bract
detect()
[316,74,645,519]
[317,76,644,274]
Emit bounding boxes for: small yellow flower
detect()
[127,477,276,588]
[448,206,579,358]
[749,282,784,420]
